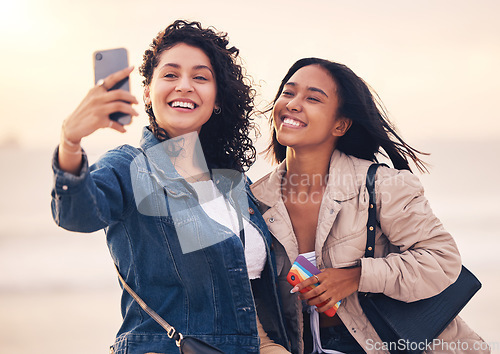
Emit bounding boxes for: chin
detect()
[276,137,294,148]
[276,132,299,148]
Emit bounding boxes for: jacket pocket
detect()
[323,227,366,267]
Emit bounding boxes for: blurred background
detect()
[0,0,499,352]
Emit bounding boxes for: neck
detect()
[284,145,336,191]
[167,131,209,181]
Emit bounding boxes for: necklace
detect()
[167,134,210,183]
[174,164,210,183]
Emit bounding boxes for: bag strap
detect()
[114,264,184,346]
[364,164,383,258]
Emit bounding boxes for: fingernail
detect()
[290,286,299,294]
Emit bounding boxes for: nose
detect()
[286,96,301,112]
[175,76,193,92]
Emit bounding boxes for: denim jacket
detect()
[51,127,289,353]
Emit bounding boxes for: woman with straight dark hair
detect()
[251,58,488,353]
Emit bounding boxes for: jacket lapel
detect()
[251,150,361,266]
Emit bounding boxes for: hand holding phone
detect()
[287,255,341,317]
[93,48,131,125]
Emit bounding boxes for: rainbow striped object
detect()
[287,255,341,317]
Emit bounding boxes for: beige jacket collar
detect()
[251,149,362,267]
[251,149,359,208]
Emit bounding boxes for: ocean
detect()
[0,139,498,353]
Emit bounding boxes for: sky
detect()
[1,1,499,350]
[0,0,499,152]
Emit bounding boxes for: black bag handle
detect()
[365,164,383,258]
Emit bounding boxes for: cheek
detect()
[203,84,218,104]
[272,110,280,129]
[150,82,171,102]
[272,100,285,123]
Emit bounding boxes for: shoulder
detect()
[249,164,284,208]
[250,170,273,189]
[89,145,147,183]
[344,153,424,193]
[98,144,141,161]
[93,144,142,168]
[373,164,424,195]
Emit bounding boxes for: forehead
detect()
[286,65,337,94]
[156,43,213,69]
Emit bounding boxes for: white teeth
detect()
[283,117,302,127]
[171,101,195,109]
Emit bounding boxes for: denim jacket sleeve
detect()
[51,145,137,233]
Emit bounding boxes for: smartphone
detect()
[287,255,341,317]
[93,48,131,125]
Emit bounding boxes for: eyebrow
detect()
[285,82,329,98]
[161,63,214,77]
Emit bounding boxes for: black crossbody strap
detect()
[365,164,383,258]
[114,265,183,346]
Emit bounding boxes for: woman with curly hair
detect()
[51,20,290,353]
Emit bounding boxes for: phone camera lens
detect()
[96,53,103,61]
[291,275,295,281]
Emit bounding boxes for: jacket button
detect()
[268,217,275,223]
[248,207,254,215]
[62,185,68,191]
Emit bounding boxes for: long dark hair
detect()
[266,58,428,173]
[139,20,256,171]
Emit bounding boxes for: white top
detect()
[301,250,317,267]
[299,251,344,354]
[190,180,266,279]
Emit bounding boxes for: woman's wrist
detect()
[60,135,82,155]
[60,120,82,154]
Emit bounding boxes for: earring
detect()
[214,106,221,115]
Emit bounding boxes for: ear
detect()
[144,86,151,105]
[332,117,352,137]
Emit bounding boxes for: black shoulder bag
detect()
[358,164,482,354]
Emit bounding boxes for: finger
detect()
[104,66,134,89]
[108,120,127,133]
[290,278,311,294]
[94,66,134,92]
[315,298,338,314]
[300,275,319,287]
[102,90,139,105]
[307,291,330,307]
[102,102,139,118]
[298,282,324,300]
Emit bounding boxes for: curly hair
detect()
[139,20,256,172]
[266,58,429,173]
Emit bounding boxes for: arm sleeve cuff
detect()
[52,145,90,195]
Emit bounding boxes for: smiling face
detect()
[273,64,351,152]
[144,43,217,138]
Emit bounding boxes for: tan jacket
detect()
[251,150,488,354]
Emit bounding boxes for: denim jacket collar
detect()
[139,127,247,201]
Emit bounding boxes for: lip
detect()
[280,114,307,128]
[168,98,198,111]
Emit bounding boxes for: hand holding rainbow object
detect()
[286,255,341,317]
